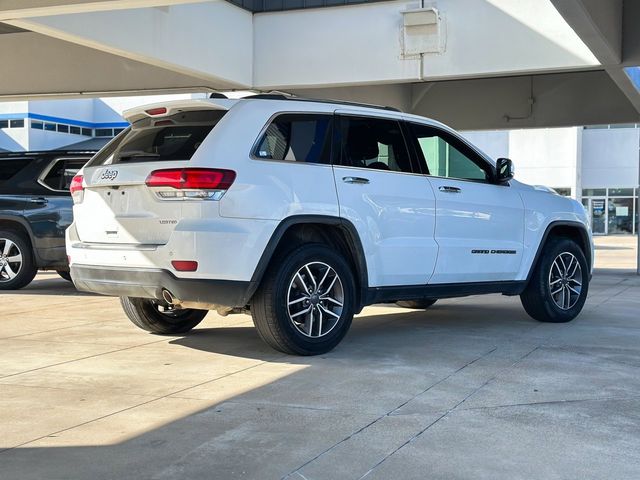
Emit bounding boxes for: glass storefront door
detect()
[582,188,637,235]
[589,198,607,235]
[608,198,634,234]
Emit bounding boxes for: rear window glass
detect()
[87,110,226,166]
[254,114,332,164]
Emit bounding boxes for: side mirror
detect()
[496,158,514,183]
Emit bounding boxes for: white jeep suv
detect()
[66,95,593,355]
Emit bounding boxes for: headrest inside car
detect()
[346,124,379,162]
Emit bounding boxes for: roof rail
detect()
[234,91,402,113]
[304,97,402,113]
[244,93,291,100]
[0,150,98,157]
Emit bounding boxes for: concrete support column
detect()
[574,127,583,201]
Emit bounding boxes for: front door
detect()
[406,123,525,283]
[332,112,438,287]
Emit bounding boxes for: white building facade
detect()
[0,94,202,152]
[465,125,639,236]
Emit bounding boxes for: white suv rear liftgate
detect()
[67,100,277,311]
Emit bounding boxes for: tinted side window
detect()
[254,114,332,164]
[338,116,413,173]
[0,159,30,182]
[409,124,491,181]
[42,159,88,191]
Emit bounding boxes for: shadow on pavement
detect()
[2,273,639,479]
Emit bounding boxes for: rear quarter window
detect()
[87,110,226,166]
[253,114,332,164]
[40,158,89,192]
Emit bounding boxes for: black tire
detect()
[120,297,207,334]
[521,237,589,323]
[57,270,72,282]
[251,243,356,356]
[396,299,437,309]
[0,230,37,290]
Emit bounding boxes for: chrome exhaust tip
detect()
[161,289,175,304]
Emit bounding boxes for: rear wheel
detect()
[251,243,356,355]
[120,297,207,334]
[0,230,37,290]
[521,237,589,323]
[396,299,437,309]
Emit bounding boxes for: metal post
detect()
[637,128,640,274]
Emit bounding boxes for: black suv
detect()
[0,151,94,289]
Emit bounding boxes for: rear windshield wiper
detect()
[117,151,160,162]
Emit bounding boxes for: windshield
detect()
[86,110,226,166]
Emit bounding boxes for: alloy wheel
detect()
[287,261,344,338]
[0,238,23,283]
[548,252,582,310]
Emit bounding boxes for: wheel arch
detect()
[247,215,369,311]
[0,215,41,265]
[526,221,592,284]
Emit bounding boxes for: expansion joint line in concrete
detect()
[0,357,284,455]
[281,345,500,480]
[356,345,541,480]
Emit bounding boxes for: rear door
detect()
[0,157,30,217]
[332,112,438,287]
[407,122,525,283]
[23,157,89,262]
[75,108,227,245]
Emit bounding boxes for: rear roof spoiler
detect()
[123,99,235,124]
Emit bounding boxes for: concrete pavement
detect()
[0,236,639,479]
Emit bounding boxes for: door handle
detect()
[29,197,48,205]
[439,186,461,194]
[342,176,370,185]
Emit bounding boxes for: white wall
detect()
[0,101,29,151]
[27,128,88,151]
[508,127,580,190]
[0,101,29,115]
[420,0,598,80]
[461,130,509,160]
[13,2,253,87]
[463,127,582,193]
[253,0,598,89]
[254,1,421,89]
[0,126,29,151]
[582,128,640,189]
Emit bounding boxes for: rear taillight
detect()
[145,168,236,201]
[70,174,84,204]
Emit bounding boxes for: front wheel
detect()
[120,297,208,334]
[520,237,589,323]
[251,243,356,355]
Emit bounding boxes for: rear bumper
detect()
[71,264,252,308]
